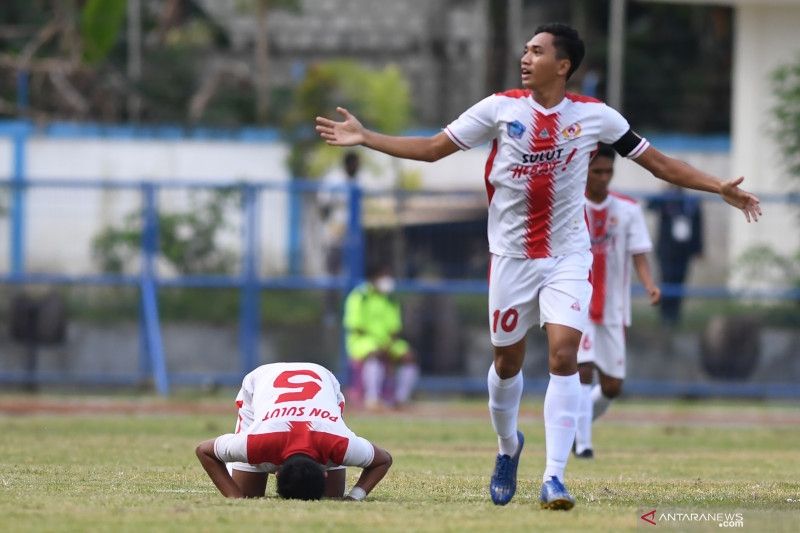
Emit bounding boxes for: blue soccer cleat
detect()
[539,475,575,510]
[489,430,524,505]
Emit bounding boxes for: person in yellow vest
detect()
[343,263,418,410]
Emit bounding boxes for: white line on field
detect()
[155,489,216,493]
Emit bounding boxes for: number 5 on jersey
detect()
[273,370,322,403]
[492,308,519,333]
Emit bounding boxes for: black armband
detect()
[612,129,649,159]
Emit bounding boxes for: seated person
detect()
[343,263,418,409]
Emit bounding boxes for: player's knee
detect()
[492,343,525,378]
[577,363,594,384]
[602,381,623,398]
[493,357,522,378]
[549,346,577,373]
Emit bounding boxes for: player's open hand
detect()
[316,107,365,146]
[720,176,761,222]
[647,285,661,306]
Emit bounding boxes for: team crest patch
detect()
[507,120,526,139]
[561,122,582,140]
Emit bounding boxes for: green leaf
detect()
[80,0,127,64]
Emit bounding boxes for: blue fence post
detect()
[239,184,261,376]
[138,296,151,380]
[16,70,29,111]
[287,179,303,275]
[140,183,169,395]
[339,183,364,384]
[10,120,31,275]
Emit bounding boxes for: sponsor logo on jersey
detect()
[561,122,582,140]
[521,148,564,164]
[538,128,550,139]
[510,148,566,179]
[590,233,612,253]
[507,120,526,139]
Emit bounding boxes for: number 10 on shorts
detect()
[492,308,519,333]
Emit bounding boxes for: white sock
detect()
[591,384,613,420]
[543,373,580,482]
[394,363,418,404]
[487,363,523,456]
[575,383,593,453]
[362,358,384,404]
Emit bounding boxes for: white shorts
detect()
[229,462,345,474]
[577,322,626,379]
[488,251,592,347]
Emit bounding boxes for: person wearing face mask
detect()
[343,263,418,410]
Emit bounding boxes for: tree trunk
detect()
[254,0,270,123]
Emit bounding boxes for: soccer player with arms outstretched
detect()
[196,362,392,501]
[316,23,760,510]
[574,144,661,459]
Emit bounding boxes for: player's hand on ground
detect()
[647,285,661,306]
[316,107,365,146]
[720,176,761,222]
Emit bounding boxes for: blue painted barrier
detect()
[0,119,797,396]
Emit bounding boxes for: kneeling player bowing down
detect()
[196,362,392,500]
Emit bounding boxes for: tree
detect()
[92,188,239,275]
[736,57,800,292]
[280,59,411,179]
[772,56,800,181]
[251,0,300,123]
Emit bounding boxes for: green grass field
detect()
[1,395,798,532]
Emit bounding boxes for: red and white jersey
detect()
[444,90,649,259]
[585,192,653,326]
[213,362,374,470]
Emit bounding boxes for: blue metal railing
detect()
[0,177,368,394]
[2,177,798,397]
[1,118,799,397]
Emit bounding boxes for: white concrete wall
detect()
[1,133,738,283]
[0,137,291,275]
[729,4,800,288]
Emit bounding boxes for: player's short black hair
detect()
[533,23,585,80]
[275,454,326,500]
[343,151,359,168]
[593,143,616,161]
[366,260,392,281]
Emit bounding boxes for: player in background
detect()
[574,145,661,459]
[343,262,418,410]
[315,23,760,510]
[195,362,392,500]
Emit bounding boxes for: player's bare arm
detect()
[345,444,392,501]
[634,146,761,222]
[232,469,268,497]
[315,107,459,162]
[632,253,661,305]
[195,439,245,498]
[324,468,347,498]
